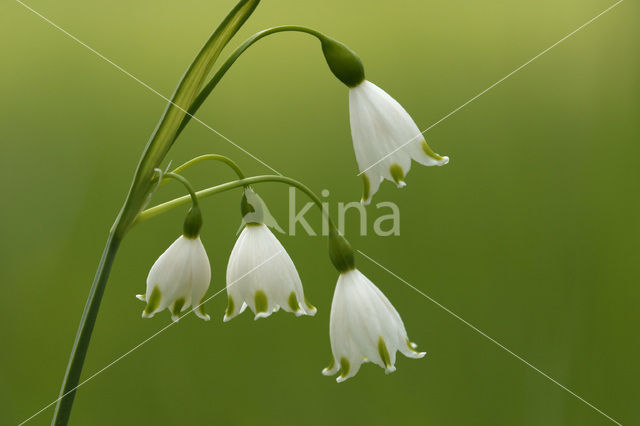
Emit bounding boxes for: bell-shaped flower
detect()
[224,223,316,321]
[137,235,211,322]
[322,268,425,382]
[349,80,449,204]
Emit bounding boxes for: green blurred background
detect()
[1,0,638,424]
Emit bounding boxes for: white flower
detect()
[322,269,425,382]
[137,235,211,322]
[349,80,449,204]
[224,223,316,321]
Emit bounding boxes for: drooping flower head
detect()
[323,228,425,382]
[322,269,426,382]
[137,205,211,322]
[349,81,449,204]
[224,188,316,321]
[320,37,448,204]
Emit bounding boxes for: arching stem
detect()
[169,154,245,181]
[162,173,200,207]
[136,175,337,231]
[50,2,261,424]
[175,26,328,138]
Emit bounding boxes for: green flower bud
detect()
[328,227,356,272]
[183,205,203,238]
[321,37,365,88]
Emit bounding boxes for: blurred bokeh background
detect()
[1,0,638,424]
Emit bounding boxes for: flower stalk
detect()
[169,154,245,181]
[138,174,355,274]
[50,233,121,426]
[50,0,438,422]
[51,1,260,424]
[114,0,260,237]
[175,25,361,138]
[137,175,326,224]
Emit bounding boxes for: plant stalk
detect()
[49,1,260,423]
[50,231,121,426]
[136,175,337,230]
[175,25,327,138]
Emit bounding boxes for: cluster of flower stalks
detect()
[127,2,452,382]
[137,180,427,383]
[51,1,450,424]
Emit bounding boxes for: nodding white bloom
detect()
[224,223,316,321]
[349,80,449,204]
[322,269,425,382]
[137,235,211,322]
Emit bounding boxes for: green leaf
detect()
[116,0,260,235]
[51,3,261,425]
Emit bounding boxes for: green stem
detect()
[113,0,260,237]
[136,175,336,230]
[163,172,200,207]
[162,173,203,238]
[138,175,355,271]
[51,232,121,425]
[170,154,245,180]
[175,26,327,138]
[51,2,260,424]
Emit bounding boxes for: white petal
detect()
[325,268,425,381]
[225,224,315,321]
[145,236,192,315]
[188,237,211,320]
[350,83,411,188]
[140,235,212,321]
[360,172,382,206]
[327,272,366,380]
[348,80,448,202]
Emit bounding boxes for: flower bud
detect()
[321,37,365,88]
[182,205,203,238]
[328,228,355,272]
